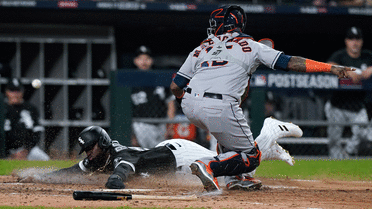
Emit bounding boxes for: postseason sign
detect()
[267,73,339,89]
[252,73,340,89]
[252,73,368,90]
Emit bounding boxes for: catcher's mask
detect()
[207,5,247,36]
[78,126,112,154]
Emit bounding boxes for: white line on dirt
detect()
[95,189,155,192]
[264,185,298,189]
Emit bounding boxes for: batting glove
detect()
[105,174,125,189]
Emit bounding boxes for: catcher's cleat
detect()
[190,161,220,192]
[226,176,262,191]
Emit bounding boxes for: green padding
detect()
[110,71,132,146]
[249,89,266,139]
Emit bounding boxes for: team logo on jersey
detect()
[78,137,85,145]
[212,50,222,56]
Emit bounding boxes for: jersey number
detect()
[239,41,252,52]
[112,141,127,152]
[200,60,228,68]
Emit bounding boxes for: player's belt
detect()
[185,87,222,100]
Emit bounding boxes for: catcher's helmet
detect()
[207,5,247,36]
[78,126,112,154]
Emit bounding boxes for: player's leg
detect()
[162,116,301,169]
[347,108,369,155]
[224,117,302,190]
[191,147,261,191]
[208,134,218,151]
[182,94,259,191]
[166,117,301,191]
[156,139,217,173]
[255,117,302,166]
[182,93,255,151]
[157,139,261,191]
[324,101,348,159]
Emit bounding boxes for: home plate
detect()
[95,189,156,192]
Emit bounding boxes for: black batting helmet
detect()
[207,5,247,36]
[78,126,112,154]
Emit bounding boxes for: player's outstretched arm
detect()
[17,163,84,183]
[286,56,355,78]
[105,161,134,189]
[50,163,85,175]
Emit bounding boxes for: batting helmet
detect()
[78,126,112,154]
[207,5,247,36]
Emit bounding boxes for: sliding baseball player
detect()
[19,117,302,191]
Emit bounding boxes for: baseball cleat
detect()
[255,117,302,163]
[261,117,303,140]
[255,117,301,165]
[226,176,262,191]
[190,161,220,192]
[266,142,295,166]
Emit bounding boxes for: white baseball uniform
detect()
[178,32,282,152]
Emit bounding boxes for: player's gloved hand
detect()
[176,97,182,105]
[105,174,125,189]
[175,90,185,105]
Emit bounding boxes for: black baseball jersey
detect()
[131,86,173,118]
[327,49,372,111]
[4,101,43,155]
[77,141,176,180]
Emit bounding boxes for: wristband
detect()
[305,59,332,72]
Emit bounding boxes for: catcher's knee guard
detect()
[210,146,261,177]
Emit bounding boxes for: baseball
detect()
[32,79,42,89]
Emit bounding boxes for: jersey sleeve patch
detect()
[114,158,136,173]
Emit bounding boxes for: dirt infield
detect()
[1,173,371,209]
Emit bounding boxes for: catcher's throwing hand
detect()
[330,65,356,79]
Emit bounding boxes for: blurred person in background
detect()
[130,45,176,148]
[264,91,283,119]
[3,78,49,160]
[325,26,372,158]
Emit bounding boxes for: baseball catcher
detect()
[170,5,355,192]
[20,117,302,191]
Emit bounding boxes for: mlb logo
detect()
[194,93,200,98]
[254,74,267,86]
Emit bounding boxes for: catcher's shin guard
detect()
[210,146,261,177]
